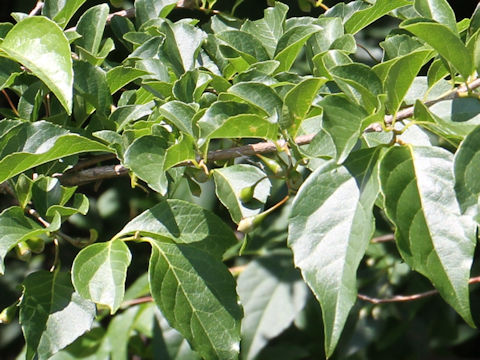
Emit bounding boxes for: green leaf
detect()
[75,4,108,56]
[344,0,411,34]
[0,207,59,275]
[380,34,426,61]
[428,98,480,138]
[148,242,242,360]
[73,61,112,116]
[72,240,132,314]
[20,271,96,360]
[383,50,432,115]
[123,135,169,195]
[228,82,283,118]
[454,125,480,218]
[135,0,177,26]
[237,253,308,360]
[114,199,237,258]
[159,101,198,137]
[288,148,381,357]
[400,20,474,80]
[380,145,476,326]
[241,3,288,58]
[213,164,271,224]
[173,70,212,104]
[42,0,87,28]
[414,0,457,33]
[0,16,73,113]
[319,95,367,163]
[274,24,322,73]
[110,102,154,132]
[0,121,112,183]
[164,134,196,170]
[0,57,22,90]
[106,66,150,94]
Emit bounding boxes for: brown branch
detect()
[371,234,394,243]
[28,1,44,16]
[2,90,19,117]
[358,276,480,305]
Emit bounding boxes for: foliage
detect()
[1,0,480,359]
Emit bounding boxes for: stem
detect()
[2,90,19,117]
[29,1,44,16]
[371,234,394,243]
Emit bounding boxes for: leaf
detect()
[241,3,288,58]
[123,135,169,195]
[414,0,457,33]
[164,134,196,170]
[344,0,411,34]
[75,4,109,56]
[42,0,87,28]
[454,126,480,217]
[227,82,283,118]
[380,145,476,326]
[288,148,381,357]
[159,101,198,137]
[400,20,474,80]
[148,242,242,360]
[0,207,59,275]
[173,70,212,103]
[380,34,425,61]
[0,16,73,113]
[319,95,367,163]
[72,240,132,314]
[237,253,308,360]
[0,121,112,183]
[383,50,432,115]
[213,164,271,224]
[20,271,96,360]
[110,102,154,132]
[135,0,177,26]
[114,199,237,259]
[106,66,150,94]
[274,24,322,73]
[428,98,480,138]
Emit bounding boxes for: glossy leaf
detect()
[344,0,411,34]
[400,20,473,80]
[237,253,308,360]
[20,271,96,360]
[72,241,131,314]
[228,82,283,118]
[0,16,73,113]
[159,101,198,137]
[106,66,150,94]
[213,164,271,224]
[0,121,112,183]
[135,0,177,25]
[148,242,242,360]
[428,98,480,138]
[111,102,154,131]
[414,0,457,33]
[164,134,196,170]
[114,199,237,258]
[289,148,381,357]
[42,0,87,28]
[380,145,476,326]
[75,4,108,56]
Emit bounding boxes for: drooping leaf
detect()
[20,271,96,360]
[288,148,382,357]
[213,164,271,224]
[148,241,242,360]
[72,240,131,314]
[75,4,109,56]
[237,253,308,360]
[0,121,112,183]
[0,16,73,113]
[114,199,237,258]
[380,145,476,326]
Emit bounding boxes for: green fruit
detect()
[257,154,285,177]
[237,211,267,233]
[287,170,303,191]
[25,237,45,254]
[239,185,255,203]
[15,242,31,261]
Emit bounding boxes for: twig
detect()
[106,7,135,23]
[29,1,44,16]
[357,43,381,64]
[358,276,480,304]
[371,234,394,243]
[1,90,19,117]
[121,296,153,308]
[67,154,117,173]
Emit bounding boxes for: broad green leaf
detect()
[383,50,431,115]
[380,34,425,61]
[427,57,450,87]
[0,57,22,90]
[454,126,480,218]
[380,145,476,326]
[0,207,59,275]
[73,61,112,116]
[20,271,96,360]
[0,121,112,183]
[159,101,198,137]
[72,241,132,314]
[123,135,169,195]
[164,134,196,170]
[173,70,212,103]
[400,20,473,80]
[0,16,73,113]
[237,253,308,360]
[228,82,283,118]
[213,164,271,224]
[241,3,288,58]
[75,4,108,56]
[30,176,75,218]
[42,0,87,28]
[288,148,382,357]
[110,102,154,132]
[428,98,480,138]
[414,0,457,33]
[207,114,278,142]
[344,0,411,34]
[148,242,242,360]
[274,24,322,73]
[330,63,383,113]
[307,17,344,55]
[135,0,177,26]
[319,95,367,163]
[114,199,237,258]
[218,30,270,64]
[283,77,327,134]
[46,194,89,218]
[106,66,150,94]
